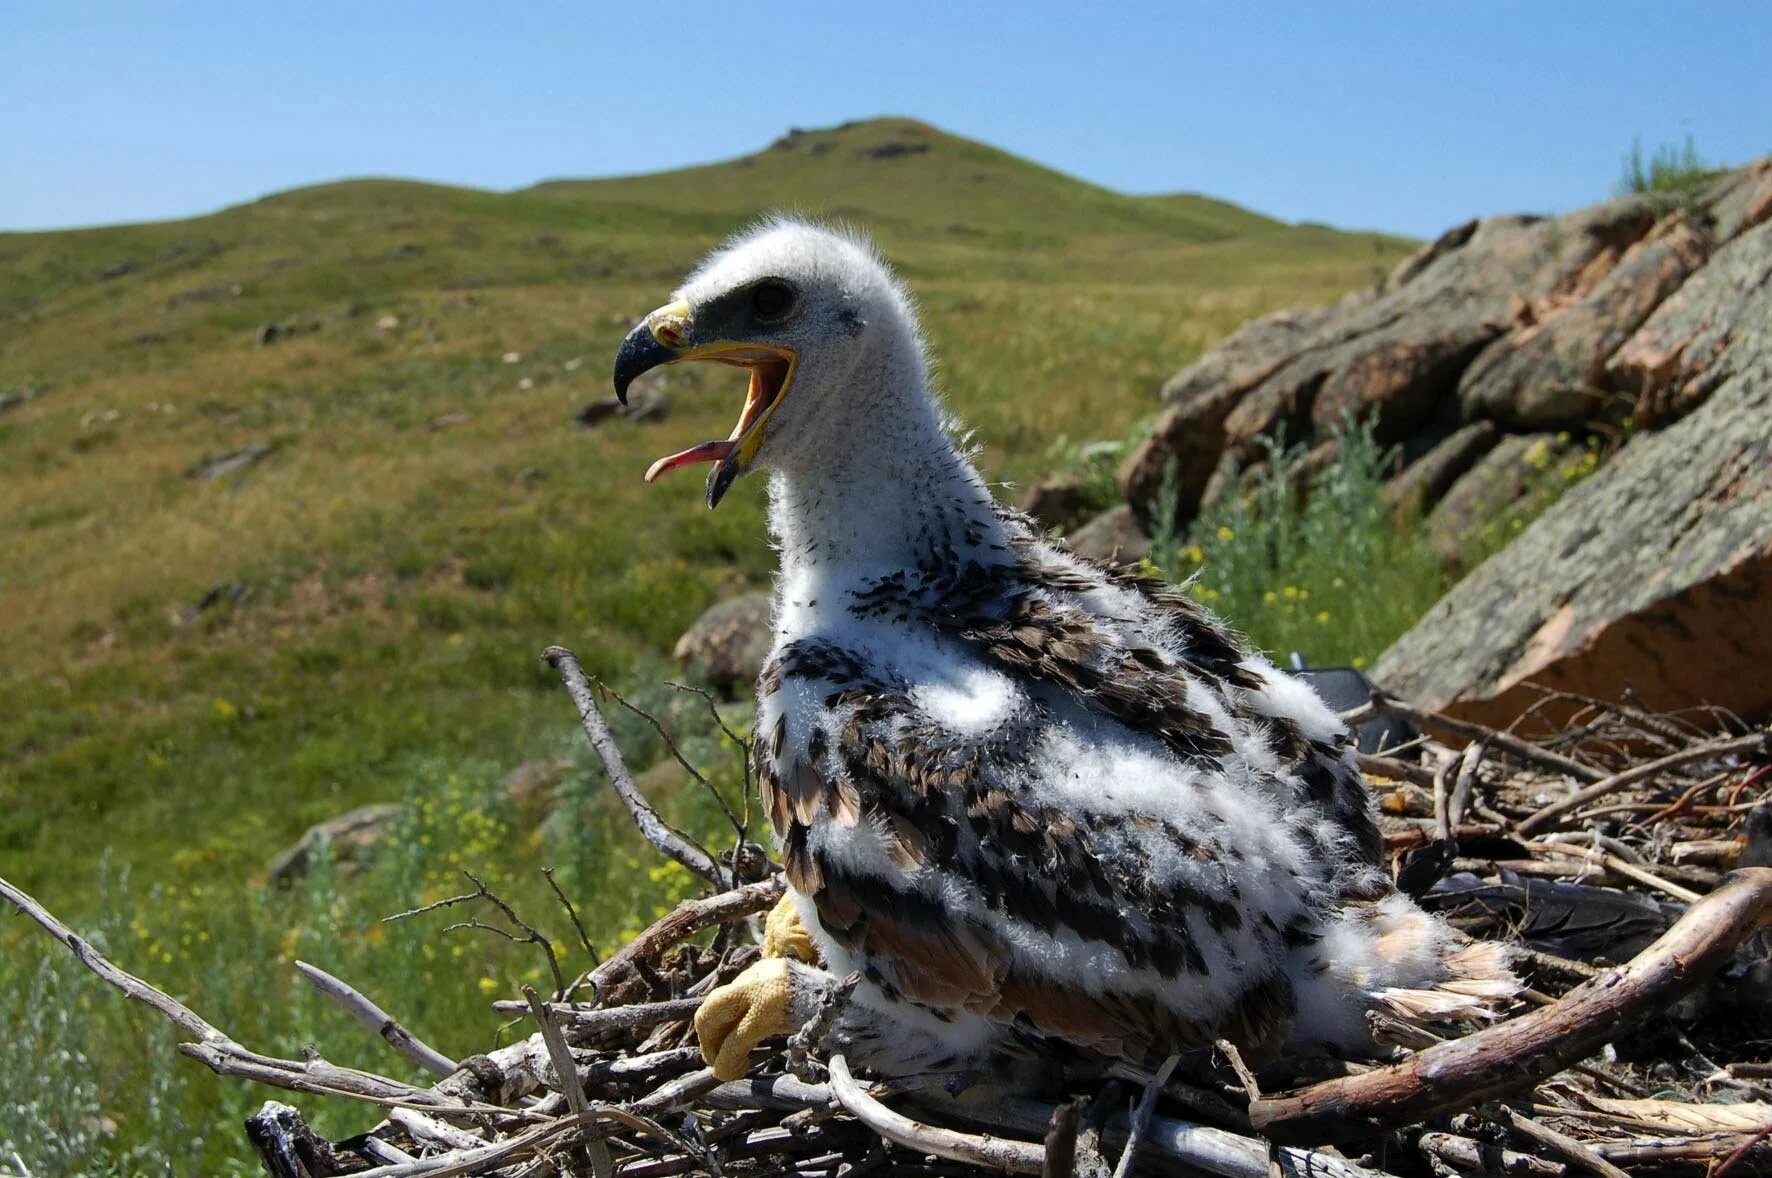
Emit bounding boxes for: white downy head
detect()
[613,218,1004,570]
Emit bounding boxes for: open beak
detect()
[612,300,797,509]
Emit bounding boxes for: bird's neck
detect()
[765,354,1008,581]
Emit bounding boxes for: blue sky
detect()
[5,1,1768,237]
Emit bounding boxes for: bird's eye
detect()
[750,279,797,323]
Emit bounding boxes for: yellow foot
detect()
[694,958,798,1081]
[763,892,819,964]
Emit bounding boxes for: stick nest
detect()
[4,650,1770,1178]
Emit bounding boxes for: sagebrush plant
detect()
[1151,416,1451,668]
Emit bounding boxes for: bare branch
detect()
[1491,1106,1631,1178]
[596,674,746,843]
[828,1054,1045,1173]
[1,873,230,1045]
[1373,696,1608,784]
[543,644,728,887]
[1515,732,1769,836]
[296,960,458,1077]
[385,869,567,999]
[544,866,601,967]
[588,877,782,999]
[1110,1053,1180,1178]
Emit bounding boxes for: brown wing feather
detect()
[810,863,1002,1010]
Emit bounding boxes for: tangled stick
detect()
[6,666,1769,1175]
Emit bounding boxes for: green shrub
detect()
[1151,416,1451,668]
[1616,135,1716,198]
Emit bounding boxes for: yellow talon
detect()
[762,892,819,964]
[694,958,797,1080]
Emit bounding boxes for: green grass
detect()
[0,117,1418,1170]
[1616,135,1717,198]
[1151,418,1452,668]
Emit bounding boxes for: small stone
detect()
[266,803,402,887]
[186,441,275,481]
[1015,472,1097,533]
[674,592,774,694]
[500,757,571,820]
[1065,506,1151,565]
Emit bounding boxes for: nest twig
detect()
[3,657,1769,1176]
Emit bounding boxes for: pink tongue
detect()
[645,439,735,483]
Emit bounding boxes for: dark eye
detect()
[750,279,797,322]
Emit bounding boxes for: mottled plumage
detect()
[615,218,1513,1080]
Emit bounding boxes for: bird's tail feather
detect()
[1292,894,1519,1050]
[1374,939,1519,1024]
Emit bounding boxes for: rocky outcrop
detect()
[1457,218,1711,426]
[674,592,774,694]
[1120,159,1772,537]
[1380,421,1499,517]
[1375,248,1772,724]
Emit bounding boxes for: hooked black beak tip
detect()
[612,321,678,407]
[706,458,739,510]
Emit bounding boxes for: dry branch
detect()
[296,960,458,1078]
[1249,867,1772,1144]
[1372,695,1608,783]
[1515,733,1769,835]
[543,644,728,887]
[7,681,1770,1177]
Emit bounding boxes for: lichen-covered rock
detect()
[1702,157,1772,244]
[1376,335,1772,725]
[1609,218,1772,428]
[1458,217,1711,427]
[1422,433,1575,562]
[674,592,774,694]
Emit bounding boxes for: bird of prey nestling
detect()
[612,219,1514,1083]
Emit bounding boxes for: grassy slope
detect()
[0,116,1415,1169]
[1,117,1409,911]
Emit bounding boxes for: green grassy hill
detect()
[0,117,1410,1169]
